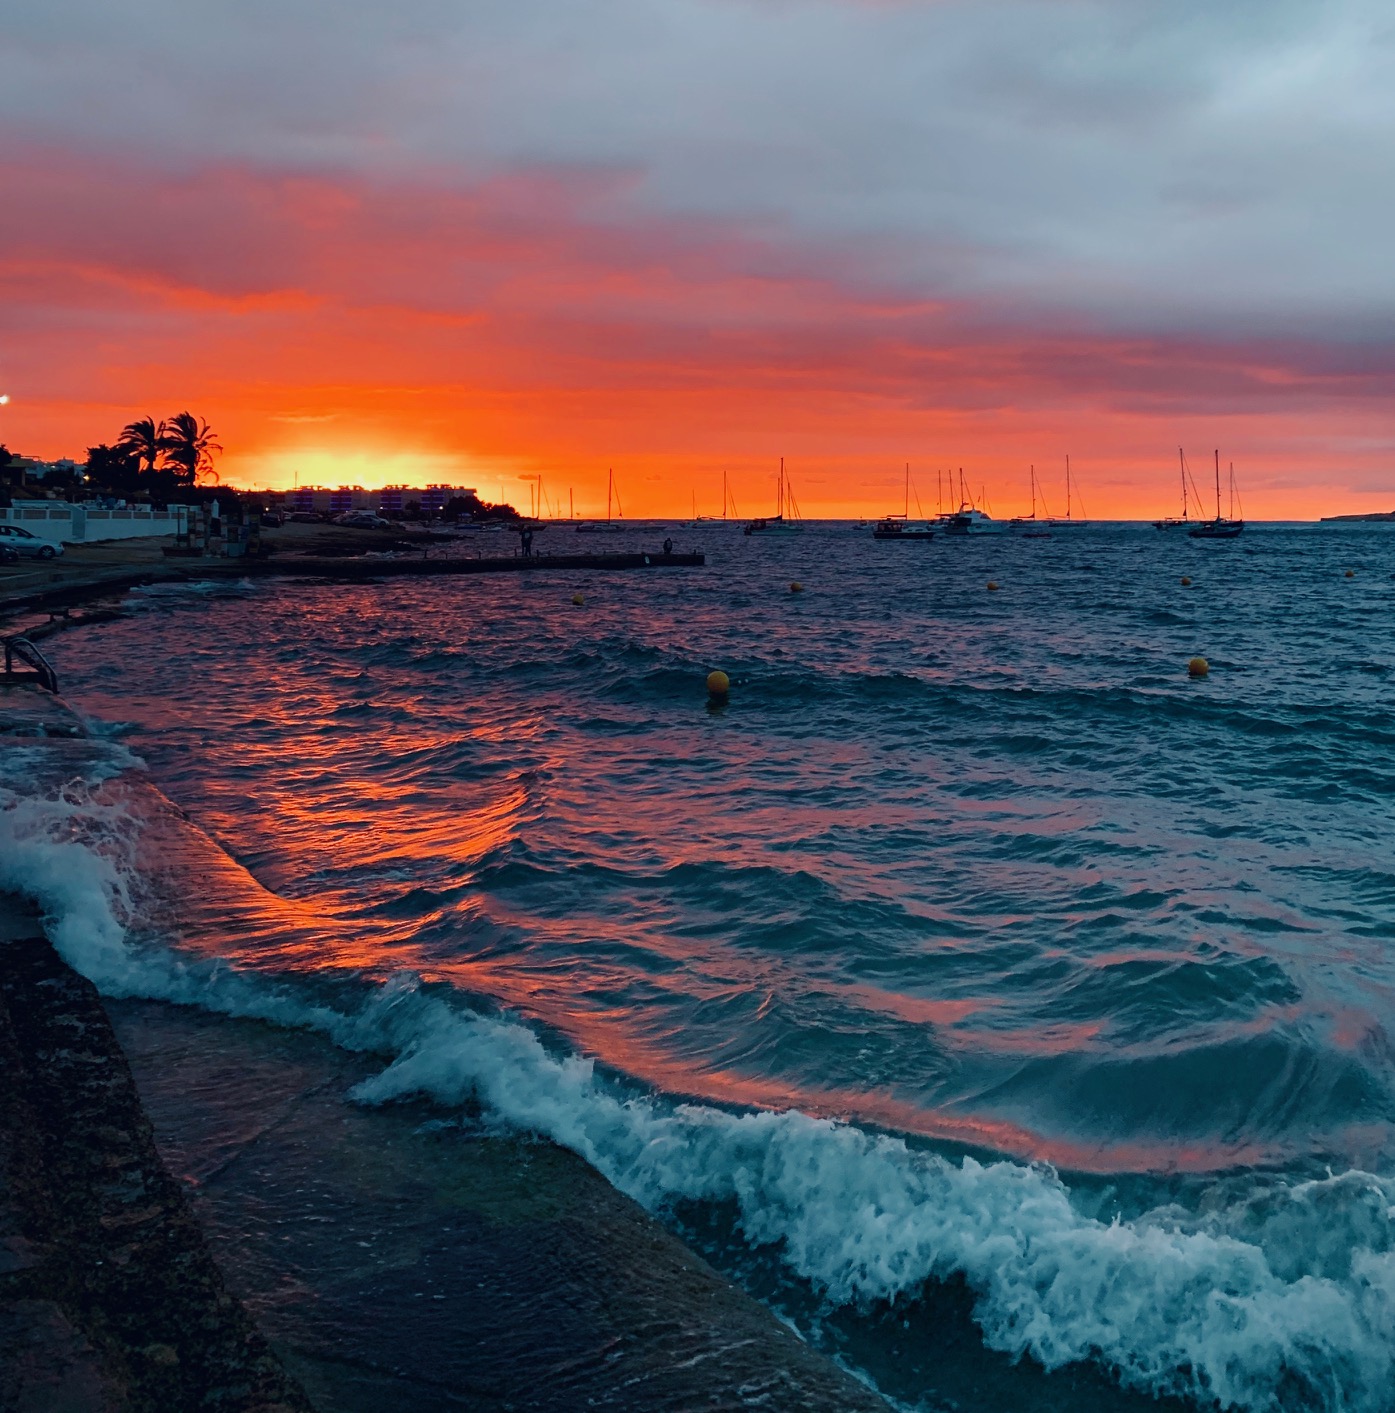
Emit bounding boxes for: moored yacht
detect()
[871,463,935,539]
[576,468,625,532]
[744,457,803,534]
[1047,455,1088,528]
[1155,447,1200,530]
[1010,466,1052,537]
[1188,451,1244,539]
[872,517,935,540]
[942,505,1007,535]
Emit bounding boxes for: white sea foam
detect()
[127,577,259,602]
[4,766,1395,1413]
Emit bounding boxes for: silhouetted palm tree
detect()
[159,412,222,485]
[115,417,165,474]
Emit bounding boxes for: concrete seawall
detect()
[0,898,314,1413]
[0,532,706,621]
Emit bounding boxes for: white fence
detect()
[0,502,189,544]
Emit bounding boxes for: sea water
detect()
[6,520,1395,1410]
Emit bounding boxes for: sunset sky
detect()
[5,1,1395,518]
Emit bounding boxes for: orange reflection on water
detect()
[423,962,1285,1175]
[947,1019,1105,1055]
[837,985,979,1029]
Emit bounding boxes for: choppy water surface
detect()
[15,521,1395,1411]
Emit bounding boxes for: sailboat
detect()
[575,468,625,533]
[873,463,935,539]
[942,468,1007,535]
[1188,451,1244,539]
[697,471,738,523]
[1154,448,1202,530]
[1048,456,1087,528]
[1010,466,1052,537]
[744,458,803,534]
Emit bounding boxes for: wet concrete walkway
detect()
[0,909,313,1413]
[108,999,890,1411]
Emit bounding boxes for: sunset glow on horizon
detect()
[5,2,1395,519]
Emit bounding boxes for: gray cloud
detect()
[5,0,1395,333]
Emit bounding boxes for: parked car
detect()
[0,525,64,559]
[287,511,325,524]
[335,511,394,529]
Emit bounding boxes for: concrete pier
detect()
[249,549,705,579]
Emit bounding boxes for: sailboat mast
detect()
[1030,465,1036,519]
[905,462,910,518]
[1179,447,1186,519]
[1214,449,1221,521]
[607,468,613,524]
[1066,455,1072,521]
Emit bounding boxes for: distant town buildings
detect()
[2,452,486,522]
[3,456,83,481]
[282,484,478,516]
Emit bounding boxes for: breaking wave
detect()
[3,758,1395,1413]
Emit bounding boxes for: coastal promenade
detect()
[0,524,704,621]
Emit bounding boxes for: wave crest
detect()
[5,755,1395,1413]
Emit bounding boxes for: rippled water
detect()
[13,520,1395,1411]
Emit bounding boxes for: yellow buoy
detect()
[706,670,730,698]
[987,581,999,591]
[572,592,585,606]
[1345,569,1355,578]
[1180,576,1192,587]
[1188,656,1209,677]
[789,581,803,593]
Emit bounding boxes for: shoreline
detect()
[108,995,893,1412]
[0,894,315,1413]
[0,904,892,1411]
[0,524,706,624]
[0,677,888,1411]
[1,586,1203,1413]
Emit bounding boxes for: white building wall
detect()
[0,502,189,543]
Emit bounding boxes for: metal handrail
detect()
[2,636,59,693]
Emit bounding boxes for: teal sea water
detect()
[8,520,1395,1410]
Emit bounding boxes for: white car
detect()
[0,524,65,559]
[335,511,394,529]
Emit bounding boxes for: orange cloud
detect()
[3,148,1394,518]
